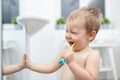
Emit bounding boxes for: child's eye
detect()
[71,31,76,34]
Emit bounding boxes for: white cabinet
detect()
[90,44,118,80]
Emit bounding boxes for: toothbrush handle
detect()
[58,58,66,65]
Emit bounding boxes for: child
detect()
[2,55,26,75]
[25,6,102,80]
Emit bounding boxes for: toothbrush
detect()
[58,43,75,65]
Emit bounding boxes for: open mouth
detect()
[69,42,74,46]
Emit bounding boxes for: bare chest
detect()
[61,53,89,80]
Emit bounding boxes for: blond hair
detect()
[67,6,103,34]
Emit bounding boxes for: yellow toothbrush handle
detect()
[69,43,75,50]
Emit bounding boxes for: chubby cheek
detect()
[73,36,88,50]
[73,35,85,43]
[72,37,81,47]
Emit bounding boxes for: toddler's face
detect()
[65,19,89,51]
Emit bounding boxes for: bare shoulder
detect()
[86,48,100,63]
[88,48,100,58]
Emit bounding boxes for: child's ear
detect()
[88,31,96,41]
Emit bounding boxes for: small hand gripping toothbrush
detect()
[58,43,75,65]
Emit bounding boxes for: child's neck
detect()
[74,45,89,53]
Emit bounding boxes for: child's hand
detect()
[61,49,74,64]
[24,53,31,68]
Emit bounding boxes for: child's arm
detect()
[25,52,63,73]
[62,50,100,80]
[2,63,24,75]
[2,54,26,75]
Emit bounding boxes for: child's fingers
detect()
[61,50,69,58]
[24,53,27,60]
[62,50,74,59]
[24,53,30,64]
[23,53,29,68]
[24,53,29,60]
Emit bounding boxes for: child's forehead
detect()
[66,17,85,29]
[67,14,86,24]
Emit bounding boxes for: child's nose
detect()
[66,33,71,39]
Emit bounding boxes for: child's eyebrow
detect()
[71,28,79,31]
